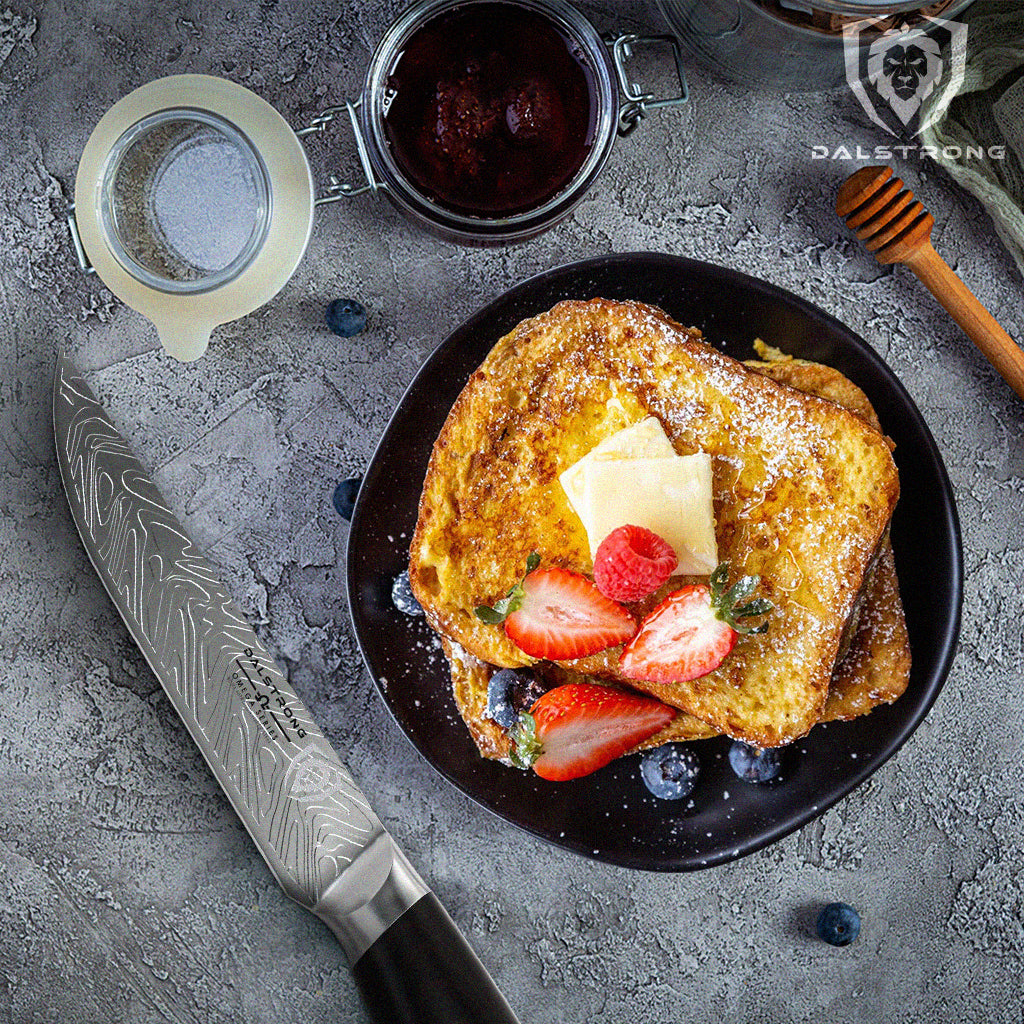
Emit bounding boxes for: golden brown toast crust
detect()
[822,542,910,721]
[411,298,901,747]
[747,356,910,721]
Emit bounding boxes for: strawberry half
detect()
[511,682,676,781]
[476,557,636,660]
[505,567,636,659]
[619,563,772,684]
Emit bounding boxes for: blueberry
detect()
[325,298,367,338]
[816,902,861,946]
[391,570,424,617]
[640,743,700,800]
[486,668,547,730]
[728,741,782,783]
[332,476,361,521]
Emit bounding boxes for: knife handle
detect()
[351,892,520,1024]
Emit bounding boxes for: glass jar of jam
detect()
[320,0,690,245]
[380,3,600,221]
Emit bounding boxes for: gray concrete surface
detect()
[1,2,1022,1021]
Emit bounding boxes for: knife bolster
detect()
[313,831,430,962]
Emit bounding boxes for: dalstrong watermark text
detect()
[811,143,1006,162]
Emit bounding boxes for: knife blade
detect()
[52,349,518,1024]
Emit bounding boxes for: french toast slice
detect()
[434,352,909,762]
[745,353,910,723]
[410,298,900,748]
[822,541,910,721]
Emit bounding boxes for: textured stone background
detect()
[1,2,1022,1022]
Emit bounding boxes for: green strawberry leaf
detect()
[509,712,542,770]
[475,604,510,625]
[709,562,773,633]
[734,598,774,619]
[724,575,759,606]
[475,552,540,625]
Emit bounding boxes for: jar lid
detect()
[75,75,315,361]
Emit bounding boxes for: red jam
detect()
[382,2,598,218]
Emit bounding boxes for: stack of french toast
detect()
[408,298,910,777]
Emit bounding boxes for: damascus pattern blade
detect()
[52,350,383,909]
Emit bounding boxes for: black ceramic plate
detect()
[346,253,962,871]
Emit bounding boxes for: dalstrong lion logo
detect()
[867,28,943,126]
[845,16,967,138]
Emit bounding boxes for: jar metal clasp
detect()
[296,98,382,205]
[607,33,690,137]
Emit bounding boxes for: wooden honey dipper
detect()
[837,165,1024,400]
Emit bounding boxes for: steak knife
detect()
[53,349,519,1024]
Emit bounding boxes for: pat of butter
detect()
[559,417,676,515]
[559,418,718,575]
[581,454,718,575]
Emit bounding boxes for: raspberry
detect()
[593,525,678,602]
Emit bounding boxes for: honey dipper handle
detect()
[903,241,1024,400]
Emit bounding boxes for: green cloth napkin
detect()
[921,1,1024,278]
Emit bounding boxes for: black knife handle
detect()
[351,892,520,1024]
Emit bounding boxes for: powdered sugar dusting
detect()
[413,297,901,747]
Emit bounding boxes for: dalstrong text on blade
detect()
[233,646,309,743]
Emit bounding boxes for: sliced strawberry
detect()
[619,564,773,684]
[593,524,678,602]
[502,566,636,660]
[511,682,676,781]
[620,585,736,683]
